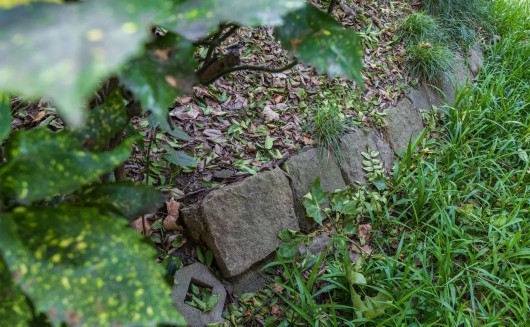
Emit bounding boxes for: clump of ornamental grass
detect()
[398,12,445,44]
[405,41,455,83]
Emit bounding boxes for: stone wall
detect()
[179,46,484,284]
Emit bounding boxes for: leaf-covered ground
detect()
[126,0,412,197]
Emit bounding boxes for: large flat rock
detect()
[385,98,425,152]
[338,129,393,185]
[283,148,346,230]
[468,44,484,77]
[200,168,299,277]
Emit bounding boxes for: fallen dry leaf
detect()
[262,106,279,122]
[163,199,180,231]
[358,224,372,243]
[131,217,154,235]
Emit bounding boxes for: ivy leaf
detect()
[0,0,161,126]
[73,89,129,151]
[0,259,32,326]
[120,33,197,133]
[69,182,167,220]
[0,93,11,144]
[0,207,186,326]
[302,177,328,225]
[159,0,306,40]
[276,4,363,82]
[0,128,132,204]
[162,144,197,167]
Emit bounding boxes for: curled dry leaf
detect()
[262,106,280,122]
[131,217,154,236]
[358,224,372,242]
[163,199,180,231]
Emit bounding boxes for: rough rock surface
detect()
[469,45,484,77]
[180,203,203,243]
[385,98,425,152]
[171,263,226,327]
[283,149,346,230]
[338,129,393,185]
[200,168,299,277]
[226,255,274,295]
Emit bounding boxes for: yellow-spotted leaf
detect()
[69,182,167,220]
[0,128,132,204]
[0,0,165,126]
[0,93,11,144]
[0,207,186,326]
[119,32,197,134]
[158,0,306,40]
[0,259,32,326]
[276,4,363,82]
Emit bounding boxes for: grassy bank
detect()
[366,0,530,324]
[260,0,530,326]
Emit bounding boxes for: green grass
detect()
[421,0,489,46]
[312,100,345,161]
[405,42,455,83]
[265,0,530,325]
[398,12,444,45]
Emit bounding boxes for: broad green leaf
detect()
[348,271,367,285]
[0,258,32,326]
[302,177,328,225]
[159,0,306,41]
[73,89,129,151]
[276,4,363,81]
[0,207,186,326]
[69,182,166,220]
[162,144,197,167]
[0,0,163,126]
[0,92,11,143]
[0,128,132,203]
[120,33,197,133]
[364,292,392,319]
[0,0,60,9]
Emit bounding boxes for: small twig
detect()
[328,0,338,14]
[200,23,240,69]
[201,59,298,85]
[142,127,156,235]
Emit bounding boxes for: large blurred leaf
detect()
[0,128,132,203]
[276,4,363,81]
[159,0,306,40]
[120,33,197,133]
[70,182,166,220]
[73,89,129,151]
[0,0,60,9]
[0,207,186,326]
[0,92,11,143]
[0,0,164,126]
[0,259,32,326]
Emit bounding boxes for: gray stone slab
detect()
[440,54,471,105]
[338,129,393,185]
[468,44,484,77]
[226,255,274,295]
[180,203,204,243]
[200,168,299,277]
[283,148,347,230]
[171,263,226,327]
[385,98,425,153]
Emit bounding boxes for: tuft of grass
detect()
[404,41,455,83]
[312,101,345,161]
[422,0,489,46]
[398,12,445,44]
